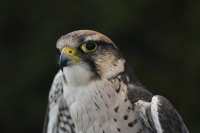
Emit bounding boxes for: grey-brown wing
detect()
[150,95,189,133]
[43,106,49,133]
[136,95,189,133]
[42,70,64,133]
[43,70,75,133]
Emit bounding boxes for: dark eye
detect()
[81,41,97,53]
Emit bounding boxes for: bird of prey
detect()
[43,30,189,133]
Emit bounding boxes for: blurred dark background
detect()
[0,0,199,132]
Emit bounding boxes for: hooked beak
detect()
[59,47,80,69]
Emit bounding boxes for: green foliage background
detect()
[0,0,199,132]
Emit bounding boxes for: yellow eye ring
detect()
[81,41,97,53]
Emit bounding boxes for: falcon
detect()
[43,30,189,133]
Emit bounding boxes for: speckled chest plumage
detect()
[62,77,149,133]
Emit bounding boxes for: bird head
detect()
[56,30,125,86]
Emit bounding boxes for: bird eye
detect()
[81,41,97,53]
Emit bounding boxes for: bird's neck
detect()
[62,63,95,87]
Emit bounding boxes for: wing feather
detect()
[150,95,189,133]
[43,70,64,133]
[42,106,49,133]
[136,95,189,133]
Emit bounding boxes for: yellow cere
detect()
[62,47,80,63]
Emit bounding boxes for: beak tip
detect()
[59,53,69,68]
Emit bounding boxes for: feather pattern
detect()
[43,70,189,133]
[43,71,75,133]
